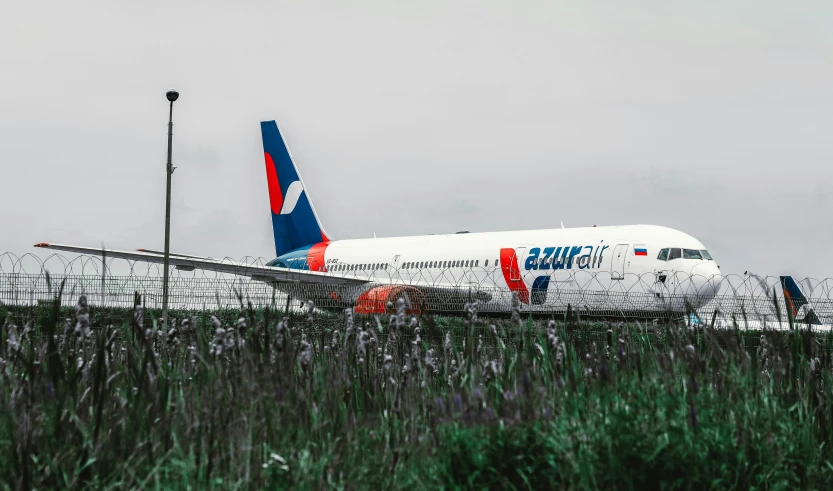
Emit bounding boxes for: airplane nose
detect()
[690,262,723,300]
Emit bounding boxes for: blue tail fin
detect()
[261,121,331,256]
[780,276,820,325]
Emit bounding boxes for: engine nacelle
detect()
[354,285,426,315]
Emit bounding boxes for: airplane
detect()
[688,275,828,330]
[34,121,724,316]
[781,275,822,325]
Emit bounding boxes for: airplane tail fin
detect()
[261,121,331,257]
[780,275,821,325]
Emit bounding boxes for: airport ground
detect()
[1,298,832,489]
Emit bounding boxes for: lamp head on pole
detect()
[166,89,179,102]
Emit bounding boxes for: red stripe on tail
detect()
[264,152,283,214]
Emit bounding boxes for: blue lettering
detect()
[523,243,610,270]
[540,247,555,270]
[567,246,583,269]
[553,246,568,270]
[525,248,541,270]
[578,245,593,269]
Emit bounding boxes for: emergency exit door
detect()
[610,244,629,280]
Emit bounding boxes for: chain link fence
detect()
[1,252,830,328]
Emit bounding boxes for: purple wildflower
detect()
[47,382,53,399]
[486,407,493,419]
[475,389,482,399]
[454,394,461,410]
[436,397,443,411]
[545,407,551,420]
[504,390,513,401]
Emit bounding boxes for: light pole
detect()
[162,88,179,329]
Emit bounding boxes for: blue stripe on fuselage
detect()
[275,244,314,270]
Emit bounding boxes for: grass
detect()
[2,279,833,489]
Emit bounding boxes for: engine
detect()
[354,285,426,315]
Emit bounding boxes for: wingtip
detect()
[34,242,50,248]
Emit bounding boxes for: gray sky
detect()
[2,0,832,279]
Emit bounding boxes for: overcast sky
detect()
[2,0,832,279]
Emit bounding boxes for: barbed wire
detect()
[1,252,829,328]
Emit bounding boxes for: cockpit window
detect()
[683,249,703,260]
[657,248,669,261]
[701,250,713,260]
[668,248,682,260]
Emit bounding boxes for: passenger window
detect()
[485,259,489,267]
[683,249,703,260]
[657,248,669,261]
[668,248,682,260]
[475,260,479,267]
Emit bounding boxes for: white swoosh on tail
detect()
[280,181,304,215]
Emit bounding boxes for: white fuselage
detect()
[304,224,722,312]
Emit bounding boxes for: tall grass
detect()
[1,283,833,489]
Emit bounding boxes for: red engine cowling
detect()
[354,285,426,315]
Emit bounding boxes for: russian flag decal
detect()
[634,247,648,256]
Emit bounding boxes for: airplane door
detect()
[392,255,401,280]
[610,244,628,280]
[511,247,526,281]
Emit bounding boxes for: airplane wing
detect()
[33,243,368,287]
